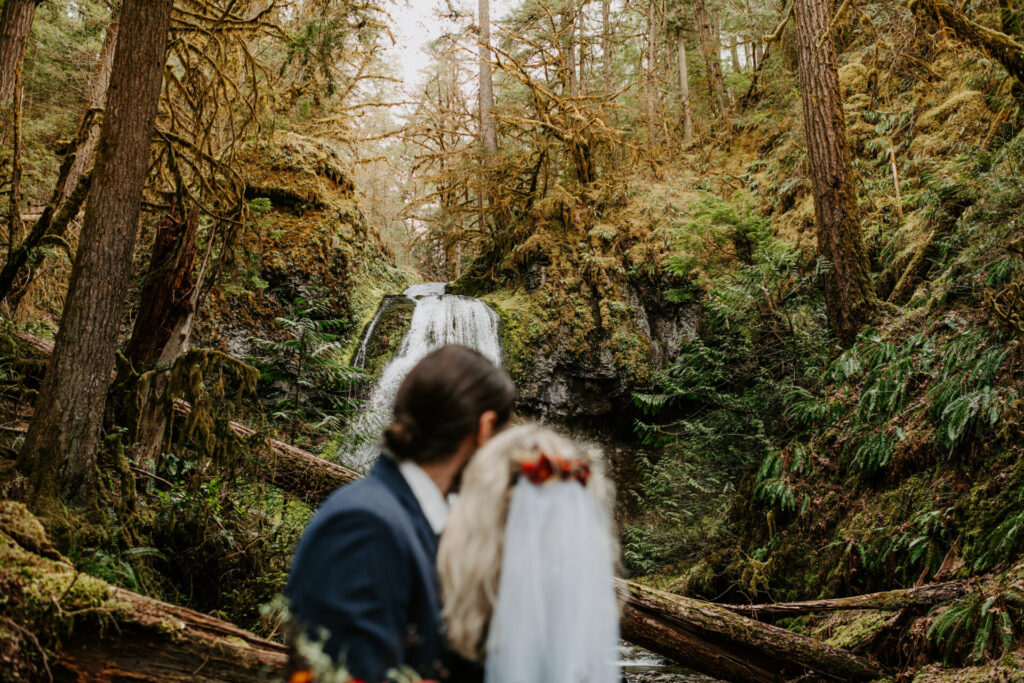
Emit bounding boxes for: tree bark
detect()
[0,0,39,106]
[124,210,200,371]
[793,0,877,346]
[693,0,726,115]
[602,0,613,96]
[720,580,972,618]
[478,0,497,154]
[17,0,174,504]
[730,35,742,72]
[0,171,91,310]
[57,12,120,208]
[677,31,694,144]
[618,580,885,683]
[6,65,24,261]
[1,501,287,682]
[911,0,1024,87]
[647,0,660,148]
[0,12,116,310]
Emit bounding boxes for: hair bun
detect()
[384,418,419,458]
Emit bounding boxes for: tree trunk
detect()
[124,210,200,371]
[693,0,726,115]
[731,35,741,72]
[0,12,117,310]
[6,66,24,261]
[720,580,972,618]
[647,0,659,148]
[618,580,885,683]
[677,31,694,144]
[55,587,288,682]
[17,0,174,504]
[911,0,1024,87]
[1,501,288,682]
[478,0,497,154]
[602,0,613,95]
[58,12,120,208]
[0,0,39,106]
[0,171,91,309]
[793,0,877,346]
[561,6,579,96]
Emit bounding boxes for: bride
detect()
[438,424,620,683]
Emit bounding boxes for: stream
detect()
[349,282,712,681]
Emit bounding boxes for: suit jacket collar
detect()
[371,455,440,557]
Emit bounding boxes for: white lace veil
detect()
[483,476,620,683]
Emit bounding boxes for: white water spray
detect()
[339,282,503,470]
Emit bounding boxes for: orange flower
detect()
[522,453,555,484]
[288,671,314,683]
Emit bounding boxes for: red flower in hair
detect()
[520,453,590,486]
[522,453,555,484]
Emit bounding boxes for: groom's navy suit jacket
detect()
[286,455,446,683]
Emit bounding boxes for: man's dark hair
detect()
[383,345,515,464]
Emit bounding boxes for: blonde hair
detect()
[437,424,616,662]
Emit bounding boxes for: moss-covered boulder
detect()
[197,132,409,358]
[355,294,416,380]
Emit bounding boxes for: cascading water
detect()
[339,282,503,470]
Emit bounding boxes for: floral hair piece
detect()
[519,451,591,486]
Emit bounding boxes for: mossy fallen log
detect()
[170,398,359,503]
[11,332,359,503]
[617,579,886,683]
[719,580,972,619]
[0,500,286,681]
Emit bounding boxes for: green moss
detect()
[359,295,416,378]
[480,289,552,383]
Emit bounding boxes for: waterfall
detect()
[340,282,503,470]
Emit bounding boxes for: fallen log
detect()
[617,579,885,683]
[171,398,360,503]
[0,501,287,682]
[719,580,972,619]
[11,331,359,503]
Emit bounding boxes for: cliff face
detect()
[196,132,409,358]
[454,183,701,435]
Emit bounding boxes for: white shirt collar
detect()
[396,459,449,535]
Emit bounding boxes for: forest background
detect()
[1,0,1024,680]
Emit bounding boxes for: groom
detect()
[286,345,515,683]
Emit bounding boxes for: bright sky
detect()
[390,0,516,89]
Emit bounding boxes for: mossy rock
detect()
[838,62,869,97]
[357,294,416,379]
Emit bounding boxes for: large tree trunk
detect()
[793,0,877,346]
[121,208,202,469]
[618,580,885,682]
[17,0,174,504]
[677,30,694,144]
[124,209,200,371]
[693,0,726,115]
[0,0,39,107]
